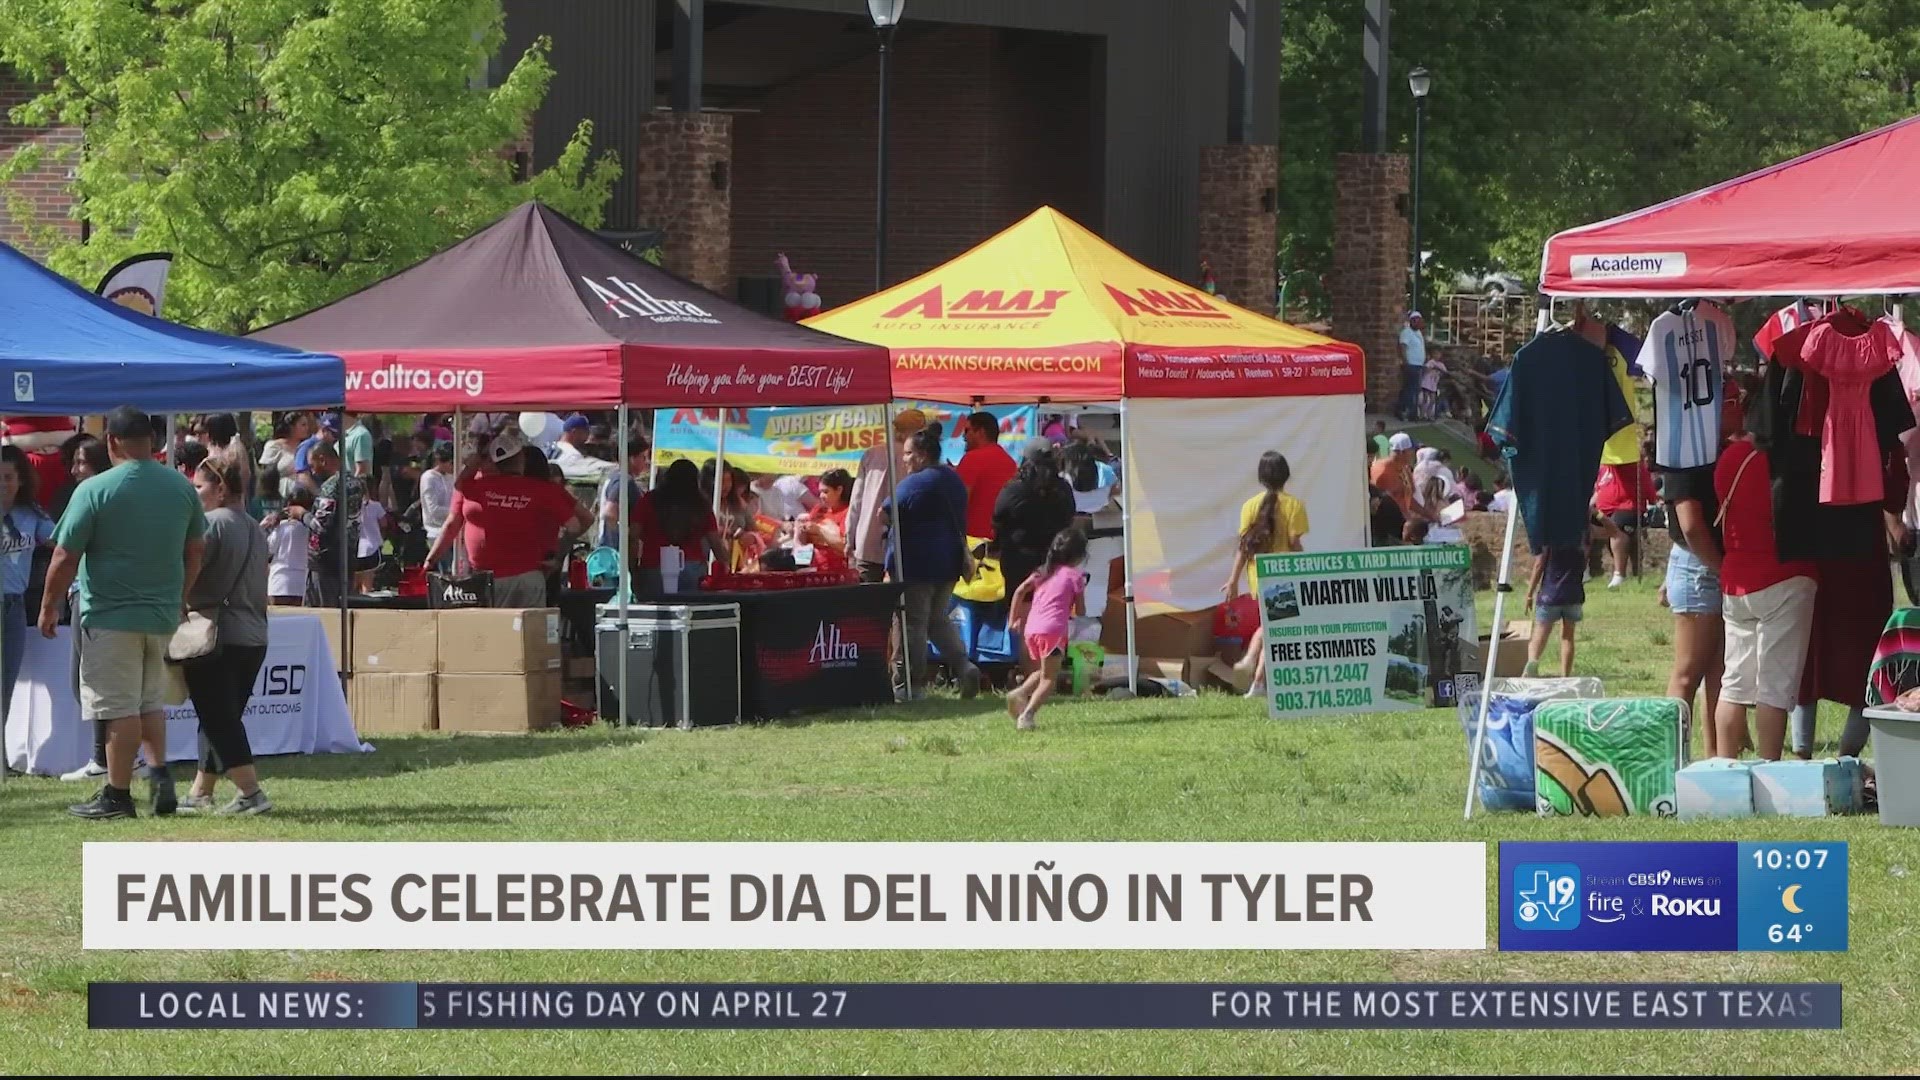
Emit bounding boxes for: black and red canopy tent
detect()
[251,202,891,410]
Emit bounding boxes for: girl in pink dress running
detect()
[1007,527,1089,731]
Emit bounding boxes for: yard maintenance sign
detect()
[1252,546,1475,719]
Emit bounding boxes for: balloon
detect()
[784,291,803,310]
[517,412,563,448]
[800,292,822,310]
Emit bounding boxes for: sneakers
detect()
[958,666,982,700]
[1015,711,1036,731]
[1007,683,1033,720]
[60,760,107,782]
[175,793,217,814]
[1607,574,1625,589]
[69,786,136,820]
[149,770,177,818]
[216,790,273,816]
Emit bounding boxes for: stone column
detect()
[1196,144,1279,312]
[1329,152,1410,411]
[632,113,734,293]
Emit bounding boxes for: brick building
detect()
[8,2,1358,376]
[503,0,1283,313]
[0,78,81,253]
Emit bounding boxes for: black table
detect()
[722,584,906,720]
[559,588,616,658]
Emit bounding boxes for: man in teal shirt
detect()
[341,409,373,484]
[41,407,207,820]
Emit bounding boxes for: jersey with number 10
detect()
[1637,302,1734,470]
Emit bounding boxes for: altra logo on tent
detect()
[581,276,721,324]
[879,286,1071,321]
[1103,284,1232,320]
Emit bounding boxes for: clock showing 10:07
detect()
[1735,843,1848,952]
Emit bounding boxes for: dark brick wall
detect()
[0,75,81,254]
[727,25,1099,307]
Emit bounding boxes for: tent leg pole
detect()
[714,407,725,549]
[617,405,632,730]
[338,408,352,693]
[1464,486,1521,821]
[884,403,910,697]
[451,408,466,575]
[1120,405,1138,696]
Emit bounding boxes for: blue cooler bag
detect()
[1460,677,1605,812]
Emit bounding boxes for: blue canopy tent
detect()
[0,242,344,414]
[0,244,348,782]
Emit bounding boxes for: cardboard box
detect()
[348,673,437,735]
[274,606,341,669]
[350,609,440,674]
[1101,607,1216,659]
[437,672,562,732]
[1475,633,1530,679]
[436,608,563,674]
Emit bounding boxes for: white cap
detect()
[1388,432,1416,452]
[488,425,528,464]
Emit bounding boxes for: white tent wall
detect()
[1122,395,1368,616]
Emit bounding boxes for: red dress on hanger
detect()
[1799,319,1902,505]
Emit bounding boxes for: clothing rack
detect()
[1467,288,1916,817]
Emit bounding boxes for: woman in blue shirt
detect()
[1,445,55,758]
[883,428,982,701]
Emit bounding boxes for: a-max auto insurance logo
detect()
[1501,842,1738,951]
[1103,283,1233,321]
[879,285,1072,321]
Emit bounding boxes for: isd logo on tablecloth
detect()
[1500,842,1847,952]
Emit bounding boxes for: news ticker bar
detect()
[88,983,1840,1030]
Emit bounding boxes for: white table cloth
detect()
[4,614,368,776]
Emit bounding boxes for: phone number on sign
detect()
[1273,688,1374,710]
[1271,664,1368,688]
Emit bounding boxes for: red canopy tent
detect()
[252,203,900,723]
[1540,113,1920,297]
[251,202,891,409]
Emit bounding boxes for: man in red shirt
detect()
[424,429,591,608]
[953,411,1015,540]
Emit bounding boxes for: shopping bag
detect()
[953,537,1006,603]
[428,570,494,609]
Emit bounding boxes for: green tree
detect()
[1278,0,1904,311]
[0,0,620,333]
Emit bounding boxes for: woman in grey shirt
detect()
[179,458,274,815]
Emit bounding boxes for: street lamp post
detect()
[870,0,906,293]
[1408,66,1431,316]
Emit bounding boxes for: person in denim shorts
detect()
[1659,464,1727,753]
[1525,544,1587,677]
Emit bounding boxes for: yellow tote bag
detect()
[952,536,1005,603]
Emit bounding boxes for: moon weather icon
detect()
[1781,884,1804,914]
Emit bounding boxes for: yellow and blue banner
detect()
[653,403,1041,476]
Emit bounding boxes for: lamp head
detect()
[868,0,906,28]
[1408,66,1432,100]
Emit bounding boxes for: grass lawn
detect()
[1,574,1912,1074]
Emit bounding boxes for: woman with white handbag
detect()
[175,459,273,814]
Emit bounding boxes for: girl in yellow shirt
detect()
[1219,452,1307,697]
